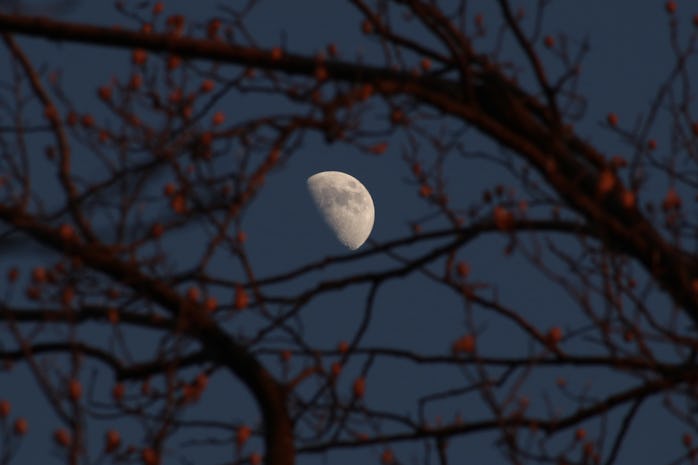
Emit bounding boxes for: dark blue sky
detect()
[0,1,694,464]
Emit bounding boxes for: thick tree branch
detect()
[0,204,294,465]
[1,13,694,325]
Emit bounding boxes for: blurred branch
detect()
[1,13,695,324]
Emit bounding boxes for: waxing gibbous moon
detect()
[307,171,375,250]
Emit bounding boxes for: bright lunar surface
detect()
[307,171,375,250]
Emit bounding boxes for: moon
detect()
[307,171,375,250]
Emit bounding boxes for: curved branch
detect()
[0,204,294,465]
[2,14,692,325]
